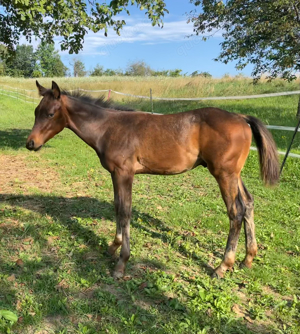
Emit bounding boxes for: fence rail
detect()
[2,85,300,100]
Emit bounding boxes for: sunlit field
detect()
[1,75,300,101]
[0,77,300,333]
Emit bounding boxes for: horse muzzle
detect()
[26,139,43,151]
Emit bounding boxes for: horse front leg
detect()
[108,175,123,256]
[110,169,134,279]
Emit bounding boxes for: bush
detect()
[32,70,42,78]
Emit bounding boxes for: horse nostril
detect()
[26,139,35,150]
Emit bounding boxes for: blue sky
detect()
[47,1,254,77]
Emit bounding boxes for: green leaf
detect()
[189,0,300,81]
[0,0,168,55]
[199,288,206,300]
[0,310,18,323]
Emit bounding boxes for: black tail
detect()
[240,115,279,186]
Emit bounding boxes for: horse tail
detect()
[240,114,279,186]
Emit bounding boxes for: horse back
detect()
[101,108,252,175]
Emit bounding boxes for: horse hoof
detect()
[113,270,124,280]
[107,245,117,256]
[212,266,226,279]
[211,271,223,279]
[107,250,118,261]
[240,261,252,269]
[211,271,219,279]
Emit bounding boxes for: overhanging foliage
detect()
[0,0,168,54]
[189,0,300,80]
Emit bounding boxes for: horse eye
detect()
[48,113,54,118]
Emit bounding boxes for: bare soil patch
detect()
[0,154,59,194]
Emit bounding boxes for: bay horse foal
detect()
[26,81,279,279]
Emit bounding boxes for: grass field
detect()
[0,77,300,333]
[1,75,300,102]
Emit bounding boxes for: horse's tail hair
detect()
[240,114,279,186]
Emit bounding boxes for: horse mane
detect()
[61,90,135,111]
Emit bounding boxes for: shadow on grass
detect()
[0,194,212,273]
[0,193,279,333]
[0,129,31,150]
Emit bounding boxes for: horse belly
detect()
[135,140,200,175]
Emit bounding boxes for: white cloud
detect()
[17,15,222,58]
[54,18,222,57]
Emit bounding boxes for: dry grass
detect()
[0,75,299,102]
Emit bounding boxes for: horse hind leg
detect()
[240,180,257,268]
[213,172,246,278]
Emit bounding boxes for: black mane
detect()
[62,90,135,111]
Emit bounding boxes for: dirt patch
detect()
[262,286,293,302]
[0,154,59,194]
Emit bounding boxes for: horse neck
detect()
[62,95,109,150]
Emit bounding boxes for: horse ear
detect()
[52,81,61,99]
[36,80,47,96]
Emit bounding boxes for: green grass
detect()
[0,89,300,334]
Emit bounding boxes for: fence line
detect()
[1,85,36,92]
[250,147,300,159]
[69,88,110,93]
[266,125,300,132]
[0,88,40,100]
[111,89,300,101]
[2,84,300,100]
[65,88,300,101]
[0,90,38,104]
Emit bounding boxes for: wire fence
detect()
[2,84,300,101]
[1,85,299,158]
[0,86,40,104]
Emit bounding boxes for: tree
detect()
[0,45,8,75]
[191,71,212,78]
[71,59,87,77]
[152,70,170,76]
[32,69,42,78]
[90,64,105,77]
[0,1,168,55]
[5,45,35,77]
[103,68,123,76]
[189,1,300,80]
[125,60,153,76]
[168,69,182,77]
[35,43,68,77]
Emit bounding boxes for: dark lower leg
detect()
[108,220,122,256]
[214,183,245,278]
[242,200,257,268]
[114,220,130,278]
[214,217,243,277]
[110,170,133,279]
[108,174,123,256]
